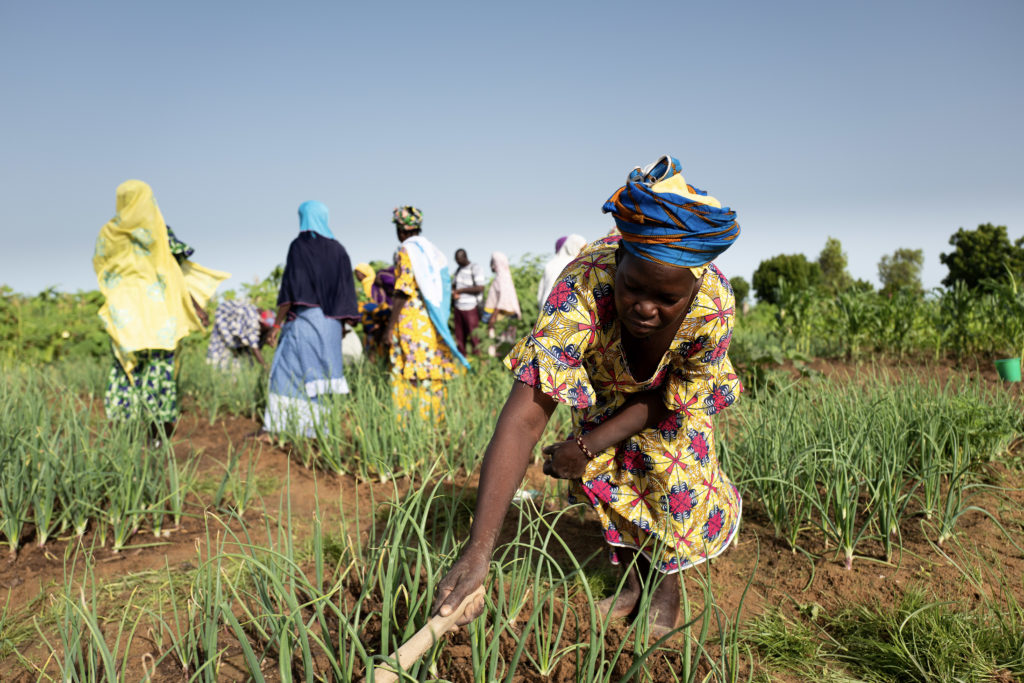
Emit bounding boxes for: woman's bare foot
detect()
[598,547,643,622]
[648,610,678,639]
[596,590,639,621]
[646,571,680,639]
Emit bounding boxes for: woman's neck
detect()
[620,324,678,382]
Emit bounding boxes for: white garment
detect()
[341,328,363,365]
[537,234,588,309]
[402,235,447,309]
[483,252,521,317]
[453,262,485,311]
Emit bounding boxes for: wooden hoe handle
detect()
[368,584,485,683]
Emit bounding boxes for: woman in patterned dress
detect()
[93,180,227,443]
[384,207,470,420]
[434,156,743,636]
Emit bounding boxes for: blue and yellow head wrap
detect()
[602,155,740,268]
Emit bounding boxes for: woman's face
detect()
[614,250,697,339]
[355,270,367,282]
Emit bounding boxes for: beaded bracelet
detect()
[575,434,596,460]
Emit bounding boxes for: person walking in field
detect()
[452,248,486,356]
[385,206,470,421]
[93,180,228,443]
[433,156,743,637]
[261,201,360,438]
[536,233,588,311]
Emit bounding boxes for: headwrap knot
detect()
[602,155,740,267]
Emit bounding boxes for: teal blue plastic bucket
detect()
[995,358,1021,382]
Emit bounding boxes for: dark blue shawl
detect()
[277,232,359,322]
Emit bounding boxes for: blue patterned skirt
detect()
[263,306,348,437]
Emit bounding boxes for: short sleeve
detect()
[277,239,302,306]
[503,265,601,410]
[663,265,742,416]
[394,247,417,298]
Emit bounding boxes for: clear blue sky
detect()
[2,0,1022,295]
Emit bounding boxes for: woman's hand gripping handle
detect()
[431,545,491,628]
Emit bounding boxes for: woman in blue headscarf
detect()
[261,201,360,438]
[433,156,743,639]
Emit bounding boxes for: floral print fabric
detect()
[206,300,260,369]
[104,350,177,423]
[504,236,742,573]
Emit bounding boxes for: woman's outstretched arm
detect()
[432,380,556,624]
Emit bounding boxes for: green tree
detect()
[752,254,822,305]
[817,237,853,294]
[729,275,750,309]
[877,248,924,296]
[240,264,284,310]
[939,223,1024,290]
[0,286,108,363]
[509,253,545,331]
[851,278,875,294]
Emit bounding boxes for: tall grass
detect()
[6,315,1023,680]
[40,471,742,682]
[0,365,197,554]
[721,370,1021,567]
[178,348,268,424]
[267,358,572,483]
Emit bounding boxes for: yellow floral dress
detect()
[390,245,457,419]
[504,236,742,573]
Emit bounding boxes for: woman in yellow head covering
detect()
[94,180,228,440]
[354,262,375,300]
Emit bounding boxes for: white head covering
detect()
[484,251,521,317]
[403,235,447,309]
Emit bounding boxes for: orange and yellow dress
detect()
[504,236,742,572]
[390,245,457,419]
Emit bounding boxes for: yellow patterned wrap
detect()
[93,180,229,377]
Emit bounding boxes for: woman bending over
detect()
[434,156,744,636]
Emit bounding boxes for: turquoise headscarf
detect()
[298,201,335,239]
